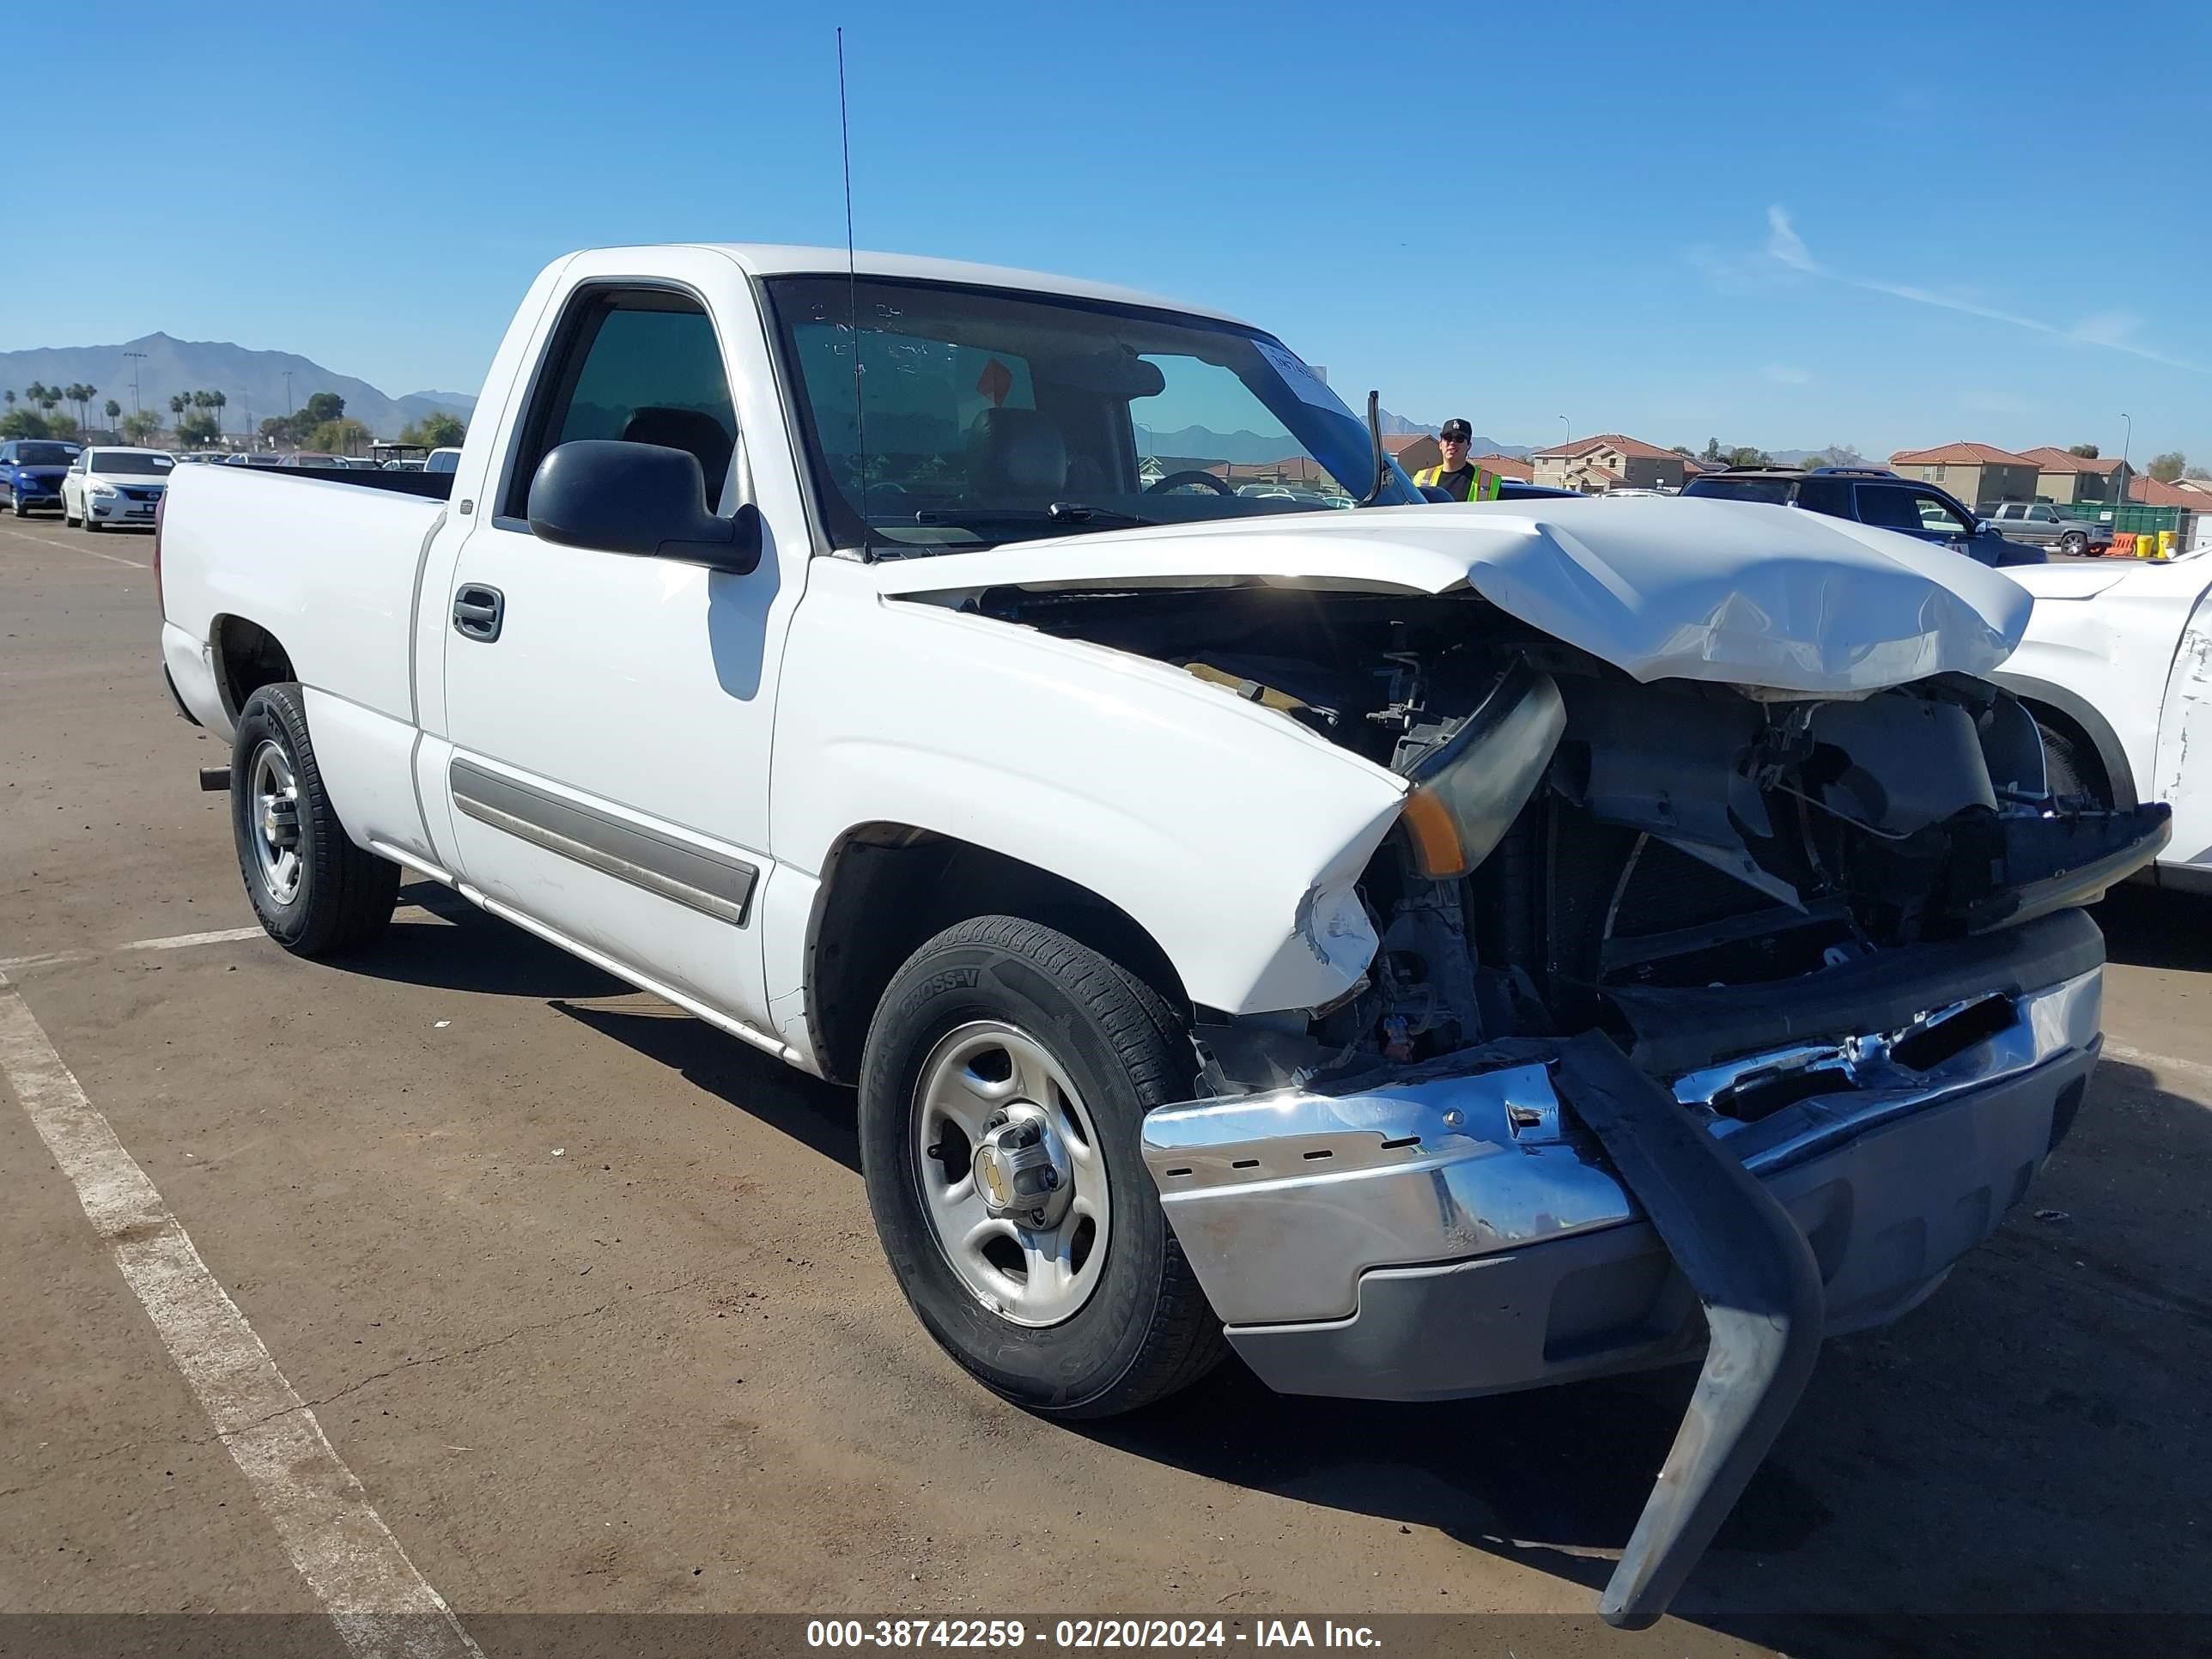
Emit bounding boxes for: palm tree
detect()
[3,391,14,414]
[210,389,228,435]
[103,398,121,434]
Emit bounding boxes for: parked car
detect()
[1682,465,2045,567]
[60,446,173,531]
[0,439,82,516]
[2001,549,2212,894]
[153,242,2166,1629]
[424,447,463,475]
[1985,501,2113,556]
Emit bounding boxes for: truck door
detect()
[437,268,799,1039]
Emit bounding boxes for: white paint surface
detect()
[0,969,479,1657]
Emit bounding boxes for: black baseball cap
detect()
[1439,419,1473,442]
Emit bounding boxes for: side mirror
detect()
[526,439,760,574]
[1974,520,1995,536]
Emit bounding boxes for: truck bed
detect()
[227,464,455,501]
[160,461,451,733]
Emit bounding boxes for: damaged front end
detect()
[979,582,2166,1626]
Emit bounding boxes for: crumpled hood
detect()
[869,496,2033,695]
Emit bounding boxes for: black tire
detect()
[2062,532,2087,556]
[82,508,99,532]
[229,682,399,956]
[63,498,78,527]
[859,916,1227,1419]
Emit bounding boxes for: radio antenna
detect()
[837,27,871,554]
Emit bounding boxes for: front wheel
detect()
[229,682,400,955]
[63,496,78,527]
[2062,531,2087,556]
[859,916,1226,1418]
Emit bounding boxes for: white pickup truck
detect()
[155,244,2167,1626]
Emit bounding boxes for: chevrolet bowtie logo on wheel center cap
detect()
[971,1102,1073,1230]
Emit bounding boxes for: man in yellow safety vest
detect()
[1412,418,1501,501]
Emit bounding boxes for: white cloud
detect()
[1764,363,1814,386]
[2069,310,2141,348]
[1763,207,2204,373]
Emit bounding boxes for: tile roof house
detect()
[2016,446,2133,506]
[1528,434,1689,494]
[2132,475,2212,509]
[1888,442,2040,508]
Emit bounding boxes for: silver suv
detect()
[1984,501,2112,556]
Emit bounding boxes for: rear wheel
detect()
[859,916,1225,1418]
[2061,531,2087,556]
[229,682,400,955]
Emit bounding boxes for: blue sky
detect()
[4,1,2204,463]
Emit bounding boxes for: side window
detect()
[1793,478,1852,517]
[1908,490,1975,538]
[1854,484,1923,532]
[505,289,738,523]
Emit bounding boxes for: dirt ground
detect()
[3,517,2207,1658]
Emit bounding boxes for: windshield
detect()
[16,443,76,466]
[763,276,1415,552]
[92,451,173,476]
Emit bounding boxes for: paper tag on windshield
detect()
[1254,340,1342,410]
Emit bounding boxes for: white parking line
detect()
[0,968,481,1658]
[122,925,270,953]
[0,926,268,975]
[0,522,148,567]
[2104,1042,2212,1092]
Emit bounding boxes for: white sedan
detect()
[2000,547,2212,890]
[61,447,176,532]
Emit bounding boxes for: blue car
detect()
[0,439,82,516]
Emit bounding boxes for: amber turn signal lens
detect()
[1401,787,1471,879]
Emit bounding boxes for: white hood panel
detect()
[871,497,2033,696]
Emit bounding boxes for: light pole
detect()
[283,371,294,417]
[2119,413,2133,520]
[1559,415,1570,447]
[122,349,147,415]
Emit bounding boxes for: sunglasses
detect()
[1441,434,1469,444]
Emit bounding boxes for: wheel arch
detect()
[805,822,1192,1086]
[210,615,298,727]
[1994,671,2137,808]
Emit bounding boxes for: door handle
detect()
[453,583,505,642]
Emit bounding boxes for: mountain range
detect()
[1148,411,1529,465]
[0,334,474,439]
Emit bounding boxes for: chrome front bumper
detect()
[1143,962,2102,1376]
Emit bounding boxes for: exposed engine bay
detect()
[970,584,2170,1094]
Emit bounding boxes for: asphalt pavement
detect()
[2,514,2208,1659]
